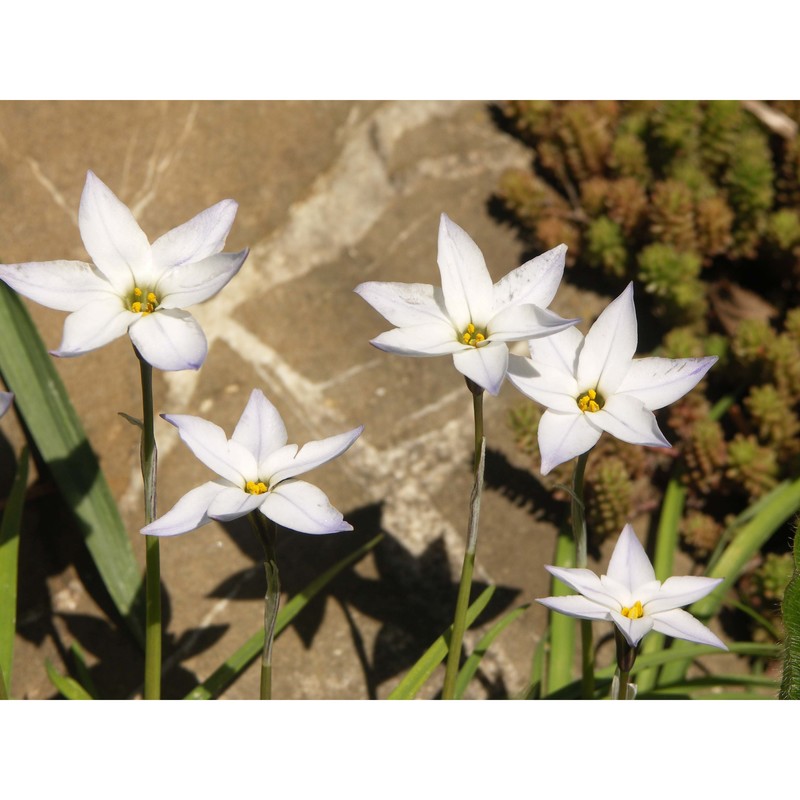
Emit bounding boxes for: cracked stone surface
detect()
[0,100,614,699]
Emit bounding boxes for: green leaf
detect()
[780,521,800,699]
[69,642,99,699]
[388,586,495,700]
[45,659,93,700]
[0,445,29,692]
[0,284,144,643]
[185,533,383,700]
[454,604,529,699]
[546,527,575,695]
[659,476,800,686]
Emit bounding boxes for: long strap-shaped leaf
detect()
[388,585,495,700]
[454,603,529,699]
[0,284,144,643]
[186,533,383,700]
[780,521,800,699]
[0,445,29,695]
[658,475,800,687]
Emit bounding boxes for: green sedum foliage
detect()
[500,100,800,623]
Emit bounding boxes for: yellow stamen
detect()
[245,480,269,495]
[130,287,159,315]
[577,388,602,413]
[620,600,644,620]
[460,322,487,348]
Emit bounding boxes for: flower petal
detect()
[437,214,492,330]
[230,389,288,466]
[150,199,239,269]
[546,565,622,609]
[615,356,718,410]
[507,357,580,413]
[0,392,13,418]
[52,299,134,357]
[157,250,249,309]
[269,426,363,485]
[452,342,508,395]
[369,323,464,356]
[129,309,208,371]
[650,608,727,649]
[261,479,352,534]
[646,575,724,614]
[0,260,114,312]
[491,244,567,311]
[591,394,671,448]
[163,413,255,486]
[207,485,265,521]
[577,282,637,396]
[527,326,584,375]
[606,524,656,591]
[78,171,152,293]
[609,610,654,647]
[537,410,601,475]
[487,303,579,342]
[536,594,613,621]
[354,281,450,328]
[141,481,227,537]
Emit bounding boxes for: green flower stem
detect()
[138,354,161,700]
[570,451,594,699]
[442,380,485,700]
[613,627,637,700]
[249,512,280,700]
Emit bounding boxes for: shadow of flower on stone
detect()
[211,503,520,696]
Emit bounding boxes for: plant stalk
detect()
[442,380,485,700]
[249,512,280,700]
[138,354,161,700]
[571,451,594,699]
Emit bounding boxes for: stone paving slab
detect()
[0,100,725,700]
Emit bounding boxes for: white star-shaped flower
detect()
[538,524,727,649]
[508,282,717,474]
[142,389,362,537]
[0,171,248,371]
[355,213,578,395]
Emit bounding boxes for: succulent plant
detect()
[500,100,800,572]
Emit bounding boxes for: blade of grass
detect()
[388,586,495,700]
[69,642,99,699]
[659,475,800,686]
[521,627,549,700]
[45,659,93,700]
[546,527,575,695]
[186,533,383,700]
[544,640,780,699]
[780,520,800,698]
[0,445,28,693]
[454,604,529,699]
[0,285,144,643]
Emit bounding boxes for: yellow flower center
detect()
[620,600,644,620]
[577,388,603,413]
[461,322,487,347]
[245,480,269,495]
[130,287,159,315]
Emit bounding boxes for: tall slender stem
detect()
[571,451,594,699]
[138,354,161,700]
[249,512,280,700]
[442,380,485,700]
